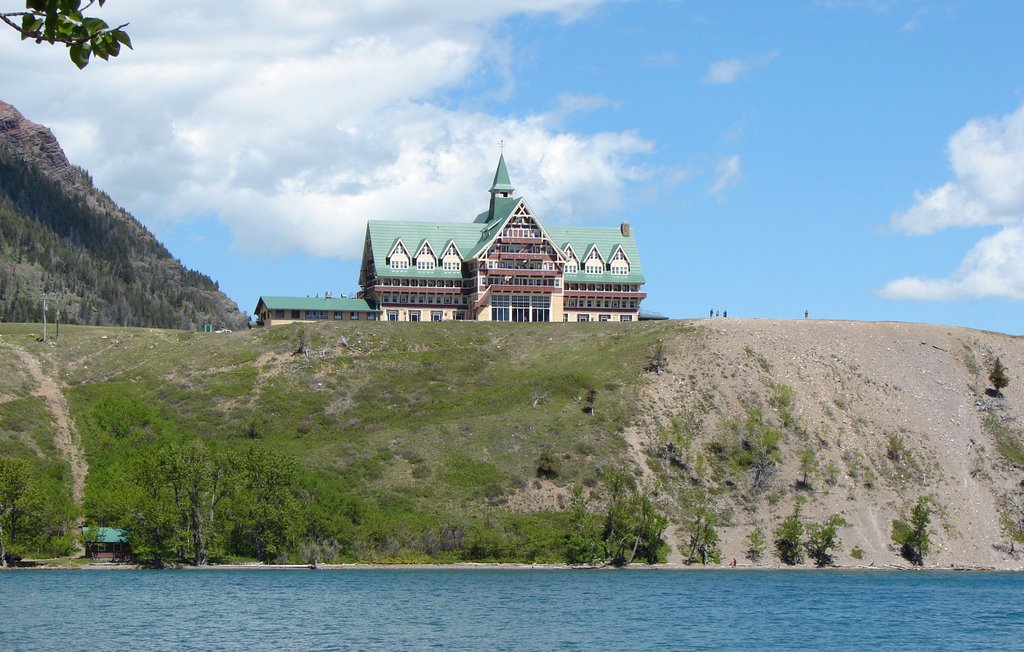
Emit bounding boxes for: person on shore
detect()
[710,309,714,318]
[723,310,728,318]
[804,310,808,320]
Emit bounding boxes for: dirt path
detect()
[12,347,88,506]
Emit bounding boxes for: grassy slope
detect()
[6,319,1022,567]
[1,321,683,555]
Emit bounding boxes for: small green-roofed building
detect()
[254,295,378,327]
[358,156,648,323]
[82,527,130,561]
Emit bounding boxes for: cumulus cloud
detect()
[879,226,1024,300]
[703,50,778,85]
[882,103,1024,301]
[709,155,742,197]
[890,104,1024,235]
[0,0,666,261]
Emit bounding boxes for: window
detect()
[563,313,568,322]
[619,315,633,322]
[585,260,603,274]
[391,257,409,270]
[274,310,285,319]
[577,314,590,322]
[291,310,301,319]
[367,313,377,320]
[491,295,510,322]
[387,311,399,321]
[416,257,435,270]
[599,314,610,322]
[454,311,466,320]
[350,312,359,320]
[431,311,443,322]
[333,312,343,320]
[409,311,421,322]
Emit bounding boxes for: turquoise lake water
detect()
[2,568,1021,650]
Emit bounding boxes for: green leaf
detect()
[69,42,90,69]
[20,14,44,38]
[113,29,132,49]
[82,17,108,36]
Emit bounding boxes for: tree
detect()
[565,484,601,565]
[0,457,31,566]
[600,469,667,566]
[797,448,818,489]
[230,444,299,563]
[1,1,132,68]
[161,439,233,566]
[990,357,1010,396]
[804,515,849,567]
[683,506,721,565]
[891,496,932,566]
[746,526,766,563]
[775,500,805,565]
[999,491,1024,555]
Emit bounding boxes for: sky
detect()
[2,0,1023,334]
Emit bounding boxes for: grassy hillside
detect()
[2,319,1023,568]
[0,320,678,564]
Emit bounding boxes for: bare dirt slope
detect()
[626,319,1024,569]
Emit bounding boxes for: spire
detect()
[489,153,514,196]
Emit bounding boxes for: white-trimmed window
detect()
[416,255,435,271]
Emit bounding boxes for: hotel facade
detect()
[356,155,647,323]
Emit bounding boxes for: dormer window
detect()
[565,260,578,274]
[417,257,435,270]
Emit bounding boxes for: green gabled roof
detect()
[547,225,646,284]
[368,220,489,271]
[256,296,375,312]
[489,153,514,193]
[83,527,128,544]
[474,196,520,224]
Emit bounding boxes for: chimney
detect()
[620,221,631,237]
[325,291,333,299]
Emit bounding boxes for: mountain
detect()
[0,100,245,330]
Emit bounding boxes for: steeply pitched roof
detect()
[256,296,375,312]
[489,153,514,193]
[367,220,488,275]
[547,225,645,283]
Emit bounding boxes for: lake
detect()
[2,568,1021,650]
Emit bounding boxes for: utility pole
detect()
[40,293,56,342]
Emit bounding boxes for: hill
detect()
[0,100,245,330]
[1,318,1022,568]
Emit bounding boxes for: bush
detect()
[536,448,561,479]
[775,502,805,565]
[804,515,849,567]
[746,527,766,563]
[891,496,932,566]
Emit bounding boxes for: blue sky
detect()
[2,1,1023,333]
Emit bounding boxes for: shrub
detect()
[536,448,561,479]
[775,502,805,565]
[891,496,932,566]
[804,515,849,567]
[989,357,1010,395]
[746,527,766,563]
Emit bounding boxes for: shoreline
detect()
[5,560,1022,572]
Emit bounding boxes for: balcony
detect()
[563,290,648,301]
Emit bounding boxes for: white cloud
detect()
[0,0,667,261]
[709,155,741,197]
[891,104,1024,235]
[703,50,778,85]
[883,103,1024,301]
[879,226,1024,300]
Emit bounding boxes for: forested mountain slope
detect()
[0,100,244,330]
